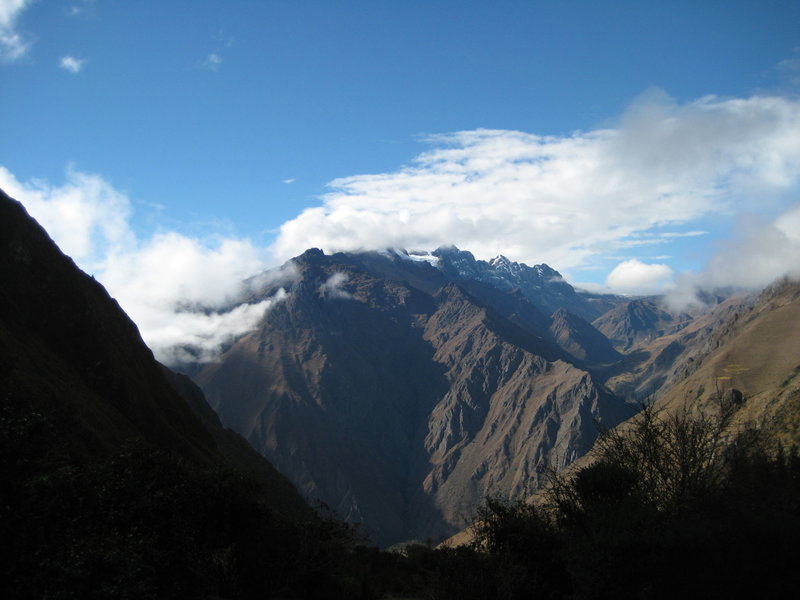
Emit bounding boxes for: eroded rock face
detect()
[195,248,633,545]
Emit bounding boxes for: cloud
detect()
[0,165,134,265]
[664,203,800,310]
[200,52,222,71]
[319,272,352,300]
[145,290,287,365]
[66,1,96,17]
[604,259,675,295]
[5,90,800,353]
[775,52,800,86]
[0,166,286,364]
[59,55,85,73]
[272,93,800,276]
[0,0,33,62]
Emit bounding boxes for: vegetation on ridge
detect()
[408,403,800,599]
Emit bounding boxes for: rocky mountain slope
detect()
[195,248,634,545]
[195,240,800,547]
[592,298,691,352]
[649,280,800,437]
[445,277,800,550]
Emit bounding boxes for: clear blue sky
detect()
[2,1,800,359]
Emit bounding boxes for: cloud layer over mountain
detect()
[2,90,800,359]
[273,91,800,287]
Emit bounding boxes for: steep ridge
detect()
[432,246,623,321]
[196,248,632,545]
[603,293,753,401]
[651,280,800,435]
[0,188,307,514]
[549,307,622,365]
[593,297,691,352]
[198,250,451,544]
[421,285,633,531]
[445,279,800,550]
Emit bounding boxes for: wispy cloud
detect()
[59,55,85,73]
[200,52,222,71]
[198,31,234,72]
[774,48,800,86]
[66,1,96,17]
[212,29,235,49]
[0,0,34,62]
[616,230,708,249]
[0,166,288,364]
[319,272,352,300]
[272,91,800,296]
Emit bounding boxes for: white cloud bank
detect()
[0,166,284,364]
[0,0,33,62]
[272,91,800,293]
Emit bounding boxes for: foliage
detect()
[432,404,800,600]
[0,395,368,600]
[4,389,800,599]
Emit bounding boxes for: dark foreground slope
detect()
[0,190,363,599]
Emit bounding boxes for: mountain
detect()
[194,247,634,545]
[0,189,327,598]
[549,307,622,365]
[601,293,752,401]
[592,297,690,352]
[431,246,623,321]
[649,279,800,439]
[0,189,304,504]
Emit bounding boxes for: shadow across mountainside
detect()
[0,189,369,599]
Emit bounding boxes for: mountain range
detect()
[5,182,799,553]
[192,245,800,546]
[194,247,636,545]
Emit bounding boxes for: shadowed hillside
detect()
[0,189,371,599]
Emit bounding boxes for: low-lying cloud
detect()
[0,166,285,364]
[153,290,288,366]
[319,272,352,300]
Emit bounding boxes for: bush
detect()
[457,404,800,599]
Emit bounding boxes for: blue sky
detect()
[2,0,800,361]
